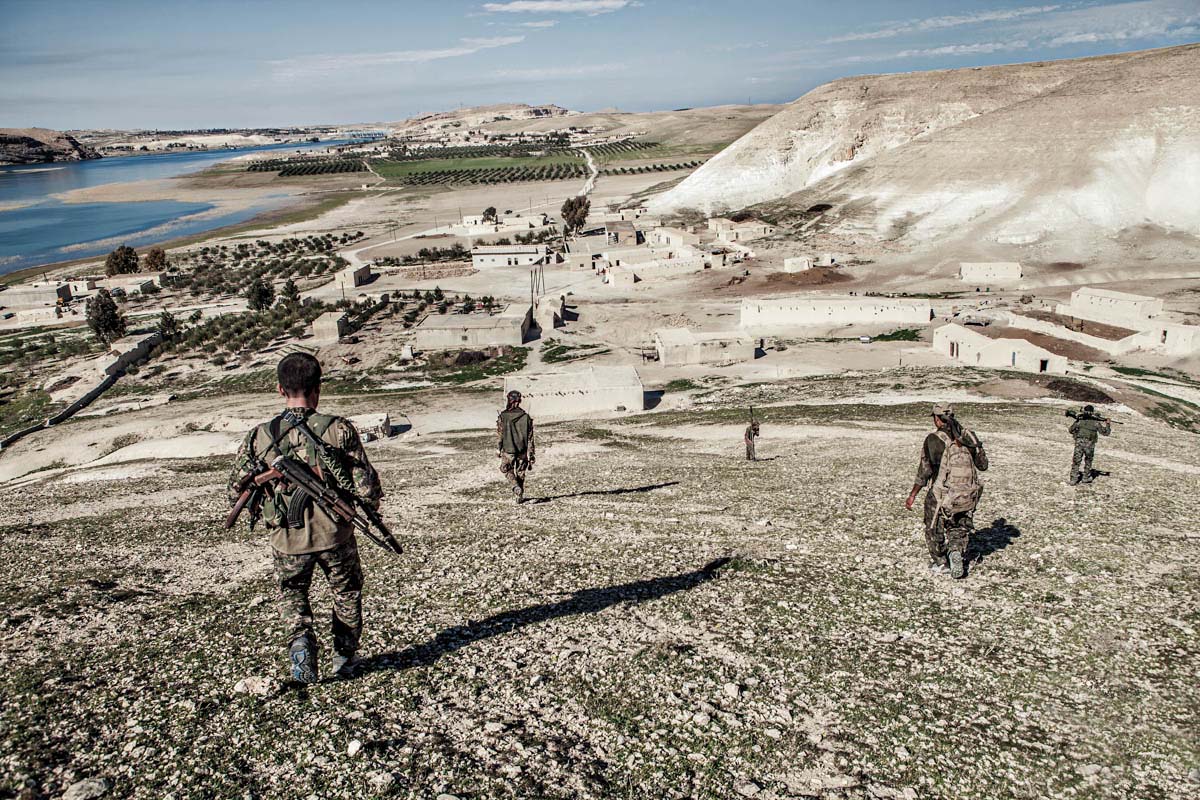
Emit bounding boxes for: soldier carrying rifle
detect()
[226,353,397,684]
[1067,404,1114,485]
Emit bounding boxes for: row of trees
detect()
[386,163,589,186]
[104,245,168,277]
[599,161,702,175]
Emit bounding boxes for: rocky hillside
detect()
[651,44,1200,254]
[390,103,574,132]
[0,127,100,165]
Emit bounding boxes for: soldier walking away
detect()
[1068,405,1112,484]
[745,421,761,461]
[498,390,535,504]
[226,353,382,684]
[905,404,989,579]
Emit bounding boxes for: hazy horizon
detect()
[3,0,1199,130]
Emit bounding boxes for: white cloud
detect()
[482,0,632,14]
[837,39,1031,64]
[490,62,627,80]
[1034,0,1200,45]
[269,36,524,80]
[715,41,769,53]
[516,20,559,28]
[827,4,1060,43]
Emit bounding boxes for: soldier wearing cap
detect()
[497,390,535,504]
[744,421,761,461]
[905,403,989,579]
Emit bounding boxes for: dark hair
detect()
[277,353,322,396]
[1084,404,1095,413]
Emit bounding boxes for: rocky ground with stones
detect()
[1,368,1198,800]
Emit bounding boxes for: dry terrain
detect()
[1,368,1198,800]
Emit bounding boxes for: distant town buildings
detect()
[414,305,531,350]
[741,295,933,330]
[653,328,755,366]
[958,262,1023,283]
[504,365,643,418]
[470,244,550,269]
[934,323,1066,374]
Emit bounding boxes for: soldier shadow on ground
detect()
[970,517,1022,563]
[356,557,731,676]
[526,480,679,504]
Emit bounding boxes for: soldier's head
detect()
[932,403,954,429]
[1083,404,1095,413]
[506,390,522,410]
[751,422,760,432]
[277,352,322,408]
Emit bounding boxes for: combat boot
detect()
[1069,474,1081,485]
[513,485,524,504]
[331,653,360,679]
[929,558,948,576]
[948,550,966,579]
[289,636,318,685]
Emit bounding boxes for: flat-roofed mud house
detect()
[1056,287,1164,324]
[504,365,644,418]
[471,244,550,269]
[311,311,350,345]
[653,328,755,366]
[1,283,72,309]
[934,323,1066,374]
[741,295,933,330]
[414,305,532,350]
[958,262,1023,283]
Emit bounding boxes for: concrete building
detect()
[1056,287,1164,324]
[653,328,755,366]
[504,365,643,418]
[1131,322,1200,357]
[334,264,373,292]
[106,332,163,375]
[347,412,394,442]
[99,273,162,295]
[1,283,72,309]
[563,251,596,270]
[471,244,549,269]
[646,226,700,249]
[414,305,532,350]
[934,323,1066,374]
[68,278,98,295]
[607,256,707,287]
[959,262,1023,283]
[783,257,813,273]
[717,220,775,243]
[741,295,933,330]
[311,311,350,344]
[605,220,641,246]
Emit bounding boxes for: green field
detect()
[372,152,584,180]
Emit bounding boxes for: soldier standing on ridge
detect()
[227,353,382,684]
[1069,404,1111,485]
[498,390,535,504]
[905,404,988,579]
[745,421,760,461]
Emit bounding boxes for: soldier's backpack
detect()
[931,429,983,516]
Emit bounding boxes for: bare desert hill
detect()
[0,127,100,165]
[485,104,783,148]
[651,44,1200,258]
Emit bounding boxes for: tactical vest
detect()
[258,413,342,530]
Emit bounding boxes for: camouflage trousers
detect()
[745,439,757,461]
[1070,440,1096,481]
[923,491,973,562]
[272,538,363,657]
[500,452,529,495]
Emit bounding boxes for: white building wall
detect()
[1056,288,1164,323]
[934,324,1066,373]
[958,262,1023,283]
[504,366,644,418]
[783,257,812,273]
[741,296,932,329]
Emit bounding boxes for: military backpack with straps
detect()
[931,429,983,516]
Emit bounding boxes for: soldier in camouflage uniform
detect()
[905,404,988,579]
[1069,405,1111,485]
[744,422,760,461]
[497,390,535,504]
[227,353,382,684]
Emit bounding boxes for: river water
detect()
[0,140,347,275]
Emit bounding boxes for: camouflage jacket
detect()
[913,428,988,492]
[744,425,759,442]
[1069,417,1111,444]
[227,407,382,555]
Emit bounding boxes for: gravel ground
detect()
[1,374,1197,800]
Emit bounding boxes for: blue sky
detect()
[2,0,1197,129]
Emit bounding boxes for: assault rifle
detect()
[1065,409,1123,425]
[224,419,403,555]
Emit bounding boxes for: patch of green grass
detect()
[1112,365,1200,387]
[431,347,529,385]
[541,340,610,364]
[0,388,59,438]
[874,328,921,342]
[663,378,702,393]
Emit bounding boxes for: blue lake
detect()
[0,140,347,275]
